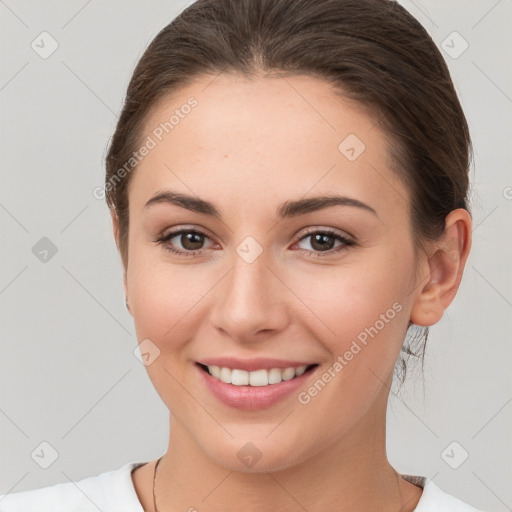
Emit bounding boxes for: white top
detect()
[0,461,482,512]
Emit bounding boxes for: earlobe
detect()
[410,209,472,327]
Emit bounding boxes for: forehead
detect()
[129,72,408,219]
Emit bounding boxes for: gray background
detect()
[0,1,510,510]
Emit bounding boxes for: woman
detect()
[0,0,482,510]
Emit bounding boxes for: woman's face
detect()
[122,72,426,471]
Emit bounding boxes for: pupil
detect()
[182,232,203,250]
[311,234,334,251]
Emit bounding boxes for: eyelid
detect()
[155,225,356,257]
[295,226,355,243]
[159,223,213,239]
[156,226,216,251]
[290,227,355,258]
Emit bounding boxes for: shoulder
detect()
[406,475,483,512]
[0,461,147,512]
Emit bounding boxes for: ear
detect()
[111,208,121,250]
[111,209,129,302]
[410,208,472,326]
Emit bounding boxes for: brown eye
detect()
[156,228,215,256]
[295,229,355,257]
[178,231,205,250]
[309,233,336,251]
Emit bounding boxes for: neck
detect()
[153,392,422,512]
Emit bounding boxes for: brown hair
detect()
[105,0,472,382]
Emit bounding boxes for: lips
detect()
[195,358,319,410]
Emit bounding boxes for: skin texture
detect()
[113,73,472,512]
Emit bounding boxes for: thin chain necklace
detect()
[152,455,406,512]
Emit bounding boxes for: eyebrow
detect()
[144,190,378,219]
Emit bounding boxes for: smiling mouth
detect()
[197,363,318,387]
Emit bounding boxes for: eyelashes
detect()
[155,226,356,259]
[293,227,355,257]
[156,228,215,257]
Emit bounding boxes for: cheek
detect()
[288,251,415,404]
[296,254,412,342]
[289,256,413,429]
[127,248,219,351]
[126,254,214,410]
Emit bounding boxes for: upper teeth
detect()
[207,365,308,386]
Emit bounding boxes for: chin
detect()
[197,434,315,474]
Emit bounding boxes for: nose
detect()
[210,248,289,342]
